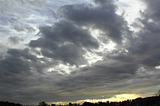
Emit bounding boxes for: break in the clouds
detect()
[0,0,160,105]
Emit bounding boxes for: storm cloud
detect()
[57,0,128,44]
[0,0,160,105]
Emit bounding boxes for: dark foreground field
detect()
[1,96,160,106]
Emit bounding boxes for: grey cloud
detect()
[0,0,47,23]
[0,54,64,104]
[107,50,135,63]
[57,2,128,44]
[126,0,160,68]
[92,0,113,5]
[29,37,58,49]
[1,0,160,105]
[53,61,160,101]
[0,0,46,9]
[0,47,51,77]
[12,23,36,32]
[0,78,60,105]
[7,48,37,62]
[0,55,31,75]
[127,30,160,56]
[29,20,99,65]
[140,0,160,21]
[8,36,23,44]
[29,55,59,73]
[38,20,99,48]
[55,61,139,92]
[0,54,31,100]
[41,45,87,66]
[141,52,160,67]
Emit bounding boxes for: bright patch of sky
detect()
[117,0,146,24]
[52,94,140,104]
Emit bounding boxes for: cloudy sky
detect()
[0,0,160,105]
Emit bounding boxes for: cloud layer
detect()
[0,0,160,105]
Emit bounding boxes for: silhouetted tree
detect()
[38,101,49,106]
[69,102,73,106]
[82,102,94,106]
[155,89,160,96]
[51,104,56,106]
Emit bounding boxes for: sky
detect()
[0,0,160,105]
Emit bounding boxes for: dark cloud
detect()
[55,60,139,93]
[92,0,114,5]
[4,48,62,73]
[7,48,37,62]
[41,45,87,66]
[0,53,31,103]
[0,53,63,104]
[140,0,160,21]
[0,55,31,75]
[141,52,160,67]
[29,20,99,65]
[1,0,160,105]
[35,20,99,48]
[57,1,128,44]
[126,0,160,68]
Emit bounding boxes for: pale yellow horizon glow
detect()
[52,94,141,105]
[84,94,140,103]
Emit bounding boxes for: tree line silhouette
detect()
[1,96,160,106]
[0,101,23,106]
[36,96,160,106]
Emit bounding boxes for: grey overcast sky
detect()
[0,0,160,105]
